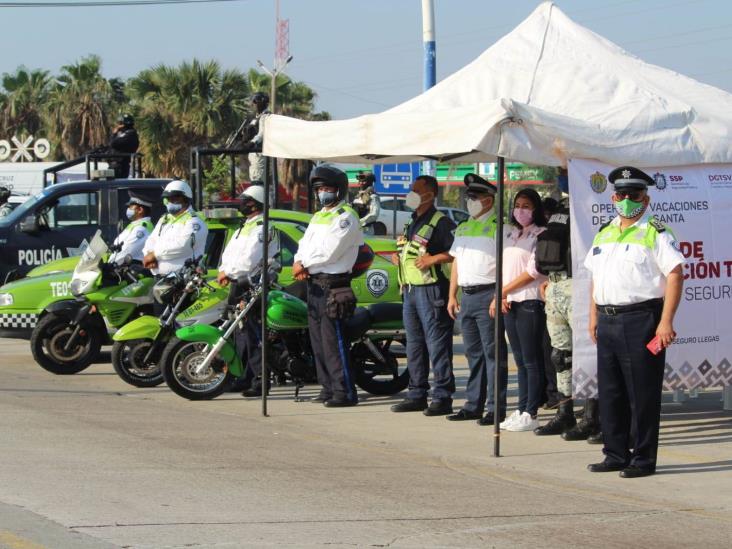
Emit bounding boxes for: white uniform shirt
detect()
[218,214,279,279]
[294,202,364,275]
[142,207,208,276]
[584,214,684,306]
[449,210,497,286]
[503,224,547,303]
[108,217,152,265]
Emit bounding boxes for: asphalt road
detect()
[1,338,731,548]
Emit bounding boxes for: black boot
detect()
[534,399,576,436]
[587,431,603,444]
[562,398,600,441]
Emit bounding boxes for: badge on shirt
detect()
[136,230,145,239]
[339,218,351,229]
[671,240,681,252]
[593,246,601,255]
[192,223,201,232]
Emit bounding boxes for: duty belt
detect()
[461,283,496,295]
[548,271,570,283]
[309,273,351,289]
[596,298,663,316]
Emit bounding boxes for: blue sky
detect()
[1,0,730,119]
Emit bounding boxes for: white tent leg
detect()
[723,386,732,411]
[672,388,687,403]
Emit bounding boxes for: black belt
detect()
[461,283,495,295]
[596,298,663,316]
[309,273,351,289]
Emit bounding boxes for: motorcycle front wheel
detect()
[160,338,233,400]
[111,339,164,388]
[30,313,102,375]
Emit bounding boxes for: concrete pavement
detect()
[0,338,730,548]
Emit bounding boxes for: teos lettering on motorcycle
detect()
[50,281,71,297]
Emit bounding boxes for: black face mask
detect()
[239,200,259,216]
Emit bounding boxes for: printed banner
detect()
[569,159,732,398]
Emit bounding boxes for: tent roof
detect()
[263,2,732,167]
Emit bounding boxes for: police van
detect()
[0,177,168,283]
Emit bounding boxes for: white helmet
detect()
[162,180,193,200]
[241,184,265,205]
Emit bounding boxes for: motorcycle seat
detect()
[366,303,403,324]
[345,307,371,341]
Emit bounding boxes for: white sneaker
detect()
[499,409,521,430]
[506,412,540,432]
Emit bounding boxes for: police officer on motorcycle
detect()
[293,165,364,407]
[142,180,208,277]
[217,185,279,397]
[109,192,154,265]
[353,171,382,231]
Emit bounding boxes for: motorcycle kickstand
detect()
[293,382,306,402]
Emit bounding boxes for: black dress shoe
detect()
[477,412,505,426]
[310,392,332,403]
[619,465,655,478]
[324,398,358,408]
[423,400,453,417]
[242,387,263,398]
[587,461,627,473]
[587,431,604,445]
[446,409,481,421]
[391,398,428,413]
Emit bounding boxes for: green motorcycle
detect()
[160,269,408,401]
[110,260,229,388]
[30,232,155,375]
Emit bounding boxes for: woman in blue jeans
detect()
[490,188,548,432]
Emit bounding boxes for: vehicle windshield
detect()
[0,189,50,226]
[73,231,108,275]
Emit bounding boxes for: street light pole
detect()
[256,55,293,116]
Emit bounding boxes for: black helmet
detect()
[0,186,10,202]
[252,92,270,105]
[310,164,349,200]
[117,113,134,127]
[357,171,375,188]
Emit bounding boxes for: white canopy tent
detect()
[263,1,732,167]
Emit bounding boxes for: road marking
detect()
[0,531,46,549]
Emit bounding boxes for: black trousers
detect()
[234,315,262,386]
[596,303,665,470]
[307,281,356,402]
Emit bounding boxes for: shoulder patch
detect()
[136,230,145,239]
[649,217,666,233]
[339,217,351,229]
[192,222,201,232]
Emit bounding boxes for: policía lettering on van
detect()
[18,247,63,266]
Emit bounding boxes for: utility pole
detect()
[421,0,436,177]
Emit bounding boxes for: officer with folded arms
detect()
[218,185,279,398]
[585,166,684,478]
[108,192,154,265]
[446,174,507,425]
[293,165,364,407]
[143,180,208,277]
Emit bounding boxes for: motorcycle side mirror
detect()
[123,255,133,265]
[19,214,39,234]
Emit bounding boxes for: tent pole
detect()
[261,156,272,418]
[493,156,505,458]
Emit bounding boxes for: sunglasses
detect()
[614,190,644,201]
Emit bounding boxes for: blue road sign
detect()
[373,163,421,196]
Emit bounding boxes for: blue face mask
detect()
[317,190,338,206]
[125,208,136,220]
[166,201,183,214]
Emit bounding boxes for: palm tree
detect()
[127,59,249,177]
[45,55,121,160]
[0,67,52,138]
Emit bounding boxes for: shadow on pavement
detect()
[655,459,732,475]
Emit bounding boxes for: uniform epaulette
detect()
[649,217,666,233]
[336,207,346,215]
[598,220,612,233]
[256,219,263,226]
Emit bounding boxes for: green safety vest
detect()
[128,218,154,234]
[157,210,198,234]
[398,210,448,286]
[592,216,671,249]
[454,213,497,239]
[311,204,359,225]
[236,217,264,238]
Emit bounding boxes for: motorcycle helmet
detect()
[117,113,134,128]
[310,164,348,201]
[162,179,193,200]
[251,92,270,107]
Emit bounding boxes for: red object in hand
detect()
[646,335,663,355]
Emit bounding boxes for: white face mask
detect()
[405,191,424,210]
[467,199,484,218]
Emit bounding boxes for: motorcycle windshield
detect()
[70,231,108,294]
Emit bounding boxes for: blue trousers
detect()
[460,288,508,414]
[504,299,547,416]
[403,283,455,402]
[597,304,665,470]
